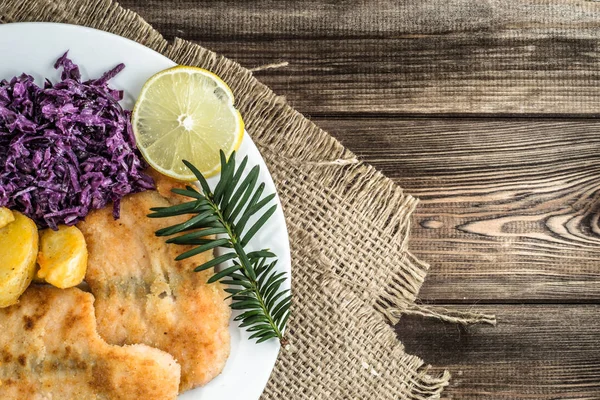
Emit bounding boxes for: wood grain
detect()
[120,0,600,115]
[397,305,600,399]
[315,117,600,301]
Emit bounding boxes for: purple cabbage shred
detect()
[0,52,155,229]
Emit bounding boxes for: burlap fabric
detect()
[0,1,494,398]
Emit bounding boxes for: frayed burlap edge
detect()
[0,1,496,398]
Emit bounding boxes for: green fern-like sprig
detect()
[148,151,291,344]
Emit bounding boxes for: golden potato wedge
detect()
[0,211,38,308]
[0,207,14,229]
[37,225,88,289]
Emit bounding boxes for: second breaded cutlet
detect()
[77,171,231,392]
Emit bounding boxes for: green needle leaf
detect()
[155,209,216,236]
[247,250,276,260]
[194,253,237,272]
[278,310,291,332]
[214,150,234,206]
[221,279,252,288]
[246,324,274,332]
[182,159,211,196]
[234,310,264,321]
[148,202,211,218]
[266,288,291,310]
[272,295,292,320]
[235,242,256,281]
[239,315,270,328]
[225,165,260,221]
[256,333,278,343]
[208,265,242,283]
[241,204,277,246]
[149,200,196,213]
[249,330,277,341]
[166,227,228,244]
[255,259,275,277]
[231,300,262,310]
[154,154,290,345]
[264,276,288,301]
[170,187,204,199]
[175,238,230,261]
[234,183,265,234]
[222,155,248,210]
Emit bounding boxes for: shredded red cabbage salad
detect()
[0,52,155,229]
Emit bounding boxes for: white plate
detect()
[0,22,291,400]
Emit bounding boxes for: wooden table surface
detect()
[120,1,600,398]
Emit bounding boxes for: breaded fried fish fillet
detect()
[77,174,231,392]
[0,286,180,400]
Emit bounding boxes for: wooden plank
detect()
[396,304,600,400]
[313,117,600,301]
[118,0,600,39]
[119,0,600,115]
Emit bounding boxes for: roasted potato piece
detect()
[37,225,88,289]
[0,211,38,308]
[0,207,14,229]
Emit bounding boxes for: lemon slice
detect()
[132,66,244,181]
